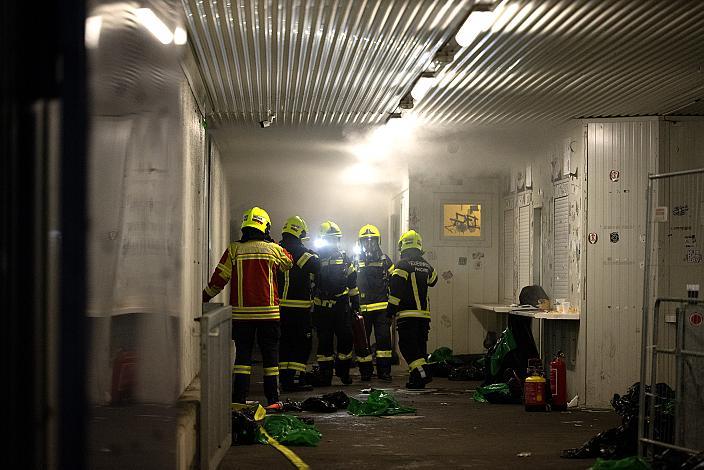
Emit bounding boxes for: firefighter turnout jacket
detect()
[203,240,293,320]
[314,247,360,311]
[355,254,394,313]
[278,235,320,309]
[387,254,438,319]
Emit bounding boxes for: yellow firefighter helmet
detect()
[282,215,309,240]
[358,224,381,241]
[241,206,271,233]
[319,220,342,239]
[398,230,423,253]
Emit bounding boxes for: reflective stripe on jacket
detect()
[204,240,293,320]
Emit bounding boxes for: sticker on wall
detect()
[474,260,483,270]
[673,205,689,216]
[689,311,703,328]
[588,232,598,244]
[458,257,467,266]
[687,249,702,264]
[471,251,485,259]
[685,234,696,248]
[654,206,668,223]
[441,270,454,281]
[609,170,620,182]
[610,232,620,243]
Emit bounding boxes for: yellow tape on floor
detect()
[259,426,310,470]
[231,403,309,469]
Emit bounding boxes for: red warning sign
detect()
[690,312,703,328]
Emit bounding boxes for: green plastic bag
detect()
[347,389,416,416]
[490,328,517,376]
[472,383,512,403]
[589,457,651,470]
[257,414,322,447]
[428,346,453,363]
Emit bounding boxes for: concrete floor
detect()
[222,367,618,469]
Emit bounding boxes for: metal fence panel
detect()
[639,168,704,458]
[200,303,232,470]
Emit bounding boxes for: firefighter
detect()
[313,221,359,386]
[277,216,320,392]
[355,224,394,382]
[203,207,293,405]
[386,230,438,389]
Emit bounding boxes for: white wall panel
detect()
[585,120,659,407]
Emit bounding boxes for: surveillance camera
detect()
[259,120,271,128]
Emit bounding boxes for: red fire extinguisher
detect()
[524,358,547,412]
[550,351,567,411]
[351,310,371,359]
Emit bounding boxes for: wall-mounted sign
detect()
[588,232,598,244]
[673,205,689,216]
[689,312,703,328]
[654,206,668,223]
[610,232,620,243]
[609,170,620,182]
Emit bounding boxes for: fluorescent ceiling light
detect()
[134,8,173,44]
[85,16,103,49]
[174,26,187,45]
[411,76,436,101]
[455,10,495,47]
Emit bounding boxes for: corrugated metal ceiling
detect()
[183,0,704,127]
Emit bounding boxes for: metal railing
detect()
[199,303,232,470]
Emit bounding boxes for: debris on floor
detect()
[589,456,651,470]
[472,381,522,404]
[258,414,322,447]
[517,452,532,458]
[561,382,674,460]
[347,389,417,416]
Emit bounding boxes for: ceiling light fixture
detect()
[134,8,174,45]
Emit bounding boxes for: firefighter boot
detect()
[232,374,250,404]
[405,366,431,390]
[358,361,374,381]
[263,375,280,405]
[335,358,353,385]
[317,364,333,387]
[292,371,314,391]
[279,369,296,392]
[376,358,392,382]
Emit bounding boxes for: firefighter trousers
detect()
[232,320,280,405]
[358,310,392,377]
[397,317,432,384]
[313,300,353,382]
[278,306,312,386]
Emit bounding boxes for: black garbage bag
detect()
[427,347,465,378]
[301,396,337,413]
[519,285,549,307]
[321,391,350,409]
[281,400,303,412]
[448,363,485,381]
[562,382,676,460]
[232,408,260,445]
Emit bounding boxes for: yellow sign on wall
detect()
[443,204,481,237]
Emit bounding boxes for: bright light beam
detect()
[134,8,173,44]
[174,26,187,45]
[85,16,103,49]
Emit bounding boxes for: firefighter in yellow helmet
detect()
[354,224,394,382]
[312,221,359,386]
[386,230,438,389]
[277,216,320,392]
[203,207,293,404]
